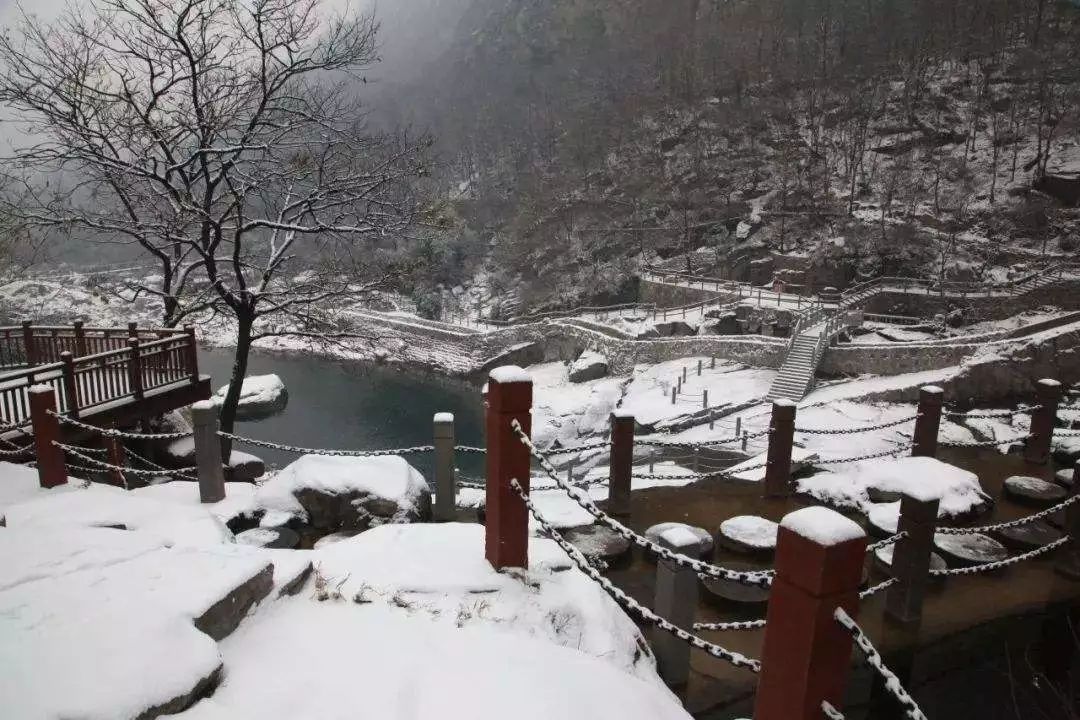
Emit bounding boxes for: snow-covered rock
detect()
[254,454,432,532]
[717,515,779,554]
[213,374,288,419]
[1002,475,1067,506]
[644,522,713,559]
[934,532,1009,566]
[569,350,609,383]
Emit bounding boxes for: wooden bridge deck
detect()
[0,323,210,441]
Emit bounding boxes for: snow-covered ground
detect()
[0,462,688,720]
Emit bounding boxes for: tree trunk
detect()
[218,310,255,459]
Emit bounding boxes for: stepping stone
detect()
[1054,468,1075,488]
[701,561,771,605]
[1003,476,1067,506]
[236,527,300,550]
[716,516,779,555]
[563,525,632,566]
[934,532,1010,567]
[867,504,899,537]
[644,522,713,561]
[873,545,948,576]
[992,520,1063,552]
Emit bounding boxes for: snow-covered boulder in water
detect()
[568,350,609,383]
[213,374,288,419]
[254,454,432,533]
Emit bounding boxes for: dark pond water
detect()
[197,347,486,481]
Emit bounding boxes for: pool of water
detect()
[197,347,486,481]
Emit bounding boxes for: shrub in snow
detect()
[213,374,288,419]
[254,454,432,534]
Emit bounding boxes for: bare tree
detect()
[0,0,427,433]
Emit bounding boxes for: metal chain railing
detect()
[692,618,767,632]
[815,445,915,465]
[511,419,774,587]
[795,415,919,435]
[217,431,434,457]
[834,608,929,720]
[940,434,1033,448]
[943,405,1040,419]
[545,439,612,455]
[936,494,1080,535]
[56,442,199,481]
[636,427,772,449]
[454,445,486,454]
[867,532,906,553]
[930,536,1070,577]
[48,410,193,440]
[0,444,35,458]
[859,577,898,600]
[630,459,771,482]
[511,478,762,673]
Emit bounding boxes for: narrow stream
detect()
[196,347,486,480]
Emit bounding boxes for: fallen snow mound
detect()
[213,374,288,418]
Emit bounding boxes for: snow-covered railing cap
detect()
[772,398,796,408]
[488,365,532,384]
[780,506,864,546]
[1037,378,1062,388]
[611,409,635,420]
[433,412,455,423]
[921,385,944,395]
[28,384,53,394]
[191,400,216,411]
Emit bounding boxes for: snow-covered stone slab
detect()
[934,532,1009,567]
[212,373,288,419]
[4,484,234,546]
[562,525,631,565]
[992,521,1062,552]
[796,456,990,518]
[0,461,85,523]
[132,480,258,526]
[1055,468,1075,488]
[644,522,713,560]
[727,447,819,482]
[235,526,299,549]
[717,515,779,554]
[254,454,432,532]
[1003,475,1068,506]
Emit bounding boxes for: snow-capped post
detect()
[754,507,867,720]
[703,389,708,410]
[59,352,80,419]
[103,433,126,487]
[682,366,687,383]
[912,385,944,458]
[735,416,742,438]
[433,412,456,522]
[485,366,533,570]
[28,385,67,488]
[885,491,940,624]
[184,325,200,384]
[1024,379,1062,465]
[652,530,700,686]
[711,357,716,370]
[73,320,87,357]
[671,386,677,405]
[608,411,634,516]
[764,399,796,497]
[191,400,226,503]
[127,338,144,401]
[697,359,702,376]
[742,429,749,451]
[21,319,35,365]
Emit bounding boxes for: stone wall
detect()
[861,279,1080,321]
[639,279,724,308]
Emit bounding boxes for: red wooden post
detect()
[104,433,126,487]
[28,385,67,488]
[60,351,80,419]
[184,325,200,383]
[754,507,867,720]
[1025,379,1062,465]
[127,338,144,400]
[911,385,943,458]
[21,319,36,366]
[608,411,634,516]
[73,320,87,357]
[764,399,796,497]
[485,366,533,570]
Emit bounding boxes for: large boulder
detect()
[568,350,609,383]
[653,320,696,337]
[255,454,432,533]
[213,374,288,419]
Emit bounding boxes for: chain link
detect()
[930,536,1070,576]
[546,440,612,455]
[834,608,929,720]
[218,431,434,457]
[821,701,846,720]
[511,478,762,673]
[815,445,914,465]
[941,434,1032,448]
[454,445,486,454]
[936,494,1080,535]
[867,533,906,553]
[859,577,898,600]
[0,445,35,458]
[48,410,193,440]
[636,427,772,450]
[692,618,767,631]
[511,419,775,587]
[56,442,199,480]
[943,404,1040,419]
[795,415,919,435]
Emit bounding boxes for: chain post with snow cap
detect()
[754,508,867,720]
[29,385,67,488]
[191,400,226,503]
[912,385,943,458]
[764,399,796,497]
[433,412,456,521]
[608,411,634,516]
[885,491,940,624]
[1024,379,1062,465]
[652,529,701,686]
[485,366,532,570]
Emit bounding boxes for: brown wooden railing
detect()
[0,325,198,428]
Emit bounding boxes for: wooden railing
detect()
[0,325,198,428]
[0,321,192,370]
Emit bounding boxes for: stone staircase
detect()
[767,331,822,401]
